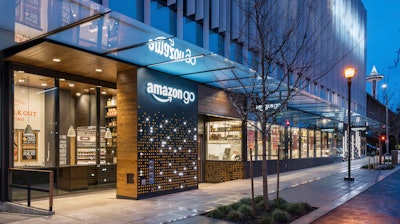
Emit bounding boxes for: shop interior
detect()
[13,70,119,196]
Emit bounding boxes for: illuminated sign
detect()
[146,82,196,104]
[148,37,197,65]
[256,102,282,111]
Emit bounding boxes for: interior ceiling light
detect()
[69,83,75,87]
[95,68,102,72]
[67,125,76,137]
[101,91,107,95]
[76,93,81,96]
[41,83,48,87]
[53,58,61,62]
[60,78,65,81]
[104,128,112,139]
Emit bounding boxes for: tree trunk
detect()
[262,120,270,210]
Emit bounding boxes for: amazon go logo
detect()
[146,82,195,104]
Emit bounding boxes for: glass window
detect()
[151,1,177,35]
[328,132,334,156]
[315,131,322,157]
[229,42,243,63]
[207,120,242,161]
[13,72,56,167]
[300,128,308,158]
[59,80,99,166]
[309,130,314,158]
[209,30,224,55]
[183,17,203,46]
[322,132,329,157]
[291,127,299,158]
[247,121,262,161]
[108,0,144,21]
[59,81,117,166]
[59,80,117,190]
[270,125,282,160]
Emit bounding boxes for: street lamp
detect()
[382,83,389,157]
[344,66,356,181]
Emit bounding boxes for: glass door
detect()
[13,71,56,167]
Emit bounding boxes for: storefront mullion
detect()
[0,61,14,201]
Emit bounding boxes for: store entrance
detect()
[11,68,119,199]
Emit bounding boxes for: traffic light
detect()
[285,119,290,127]
[380,135,386,141]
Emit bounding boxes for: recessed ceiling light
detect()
[41,83,48,87]
[18,79,25,83]
[101,91,107,95]
[59,78,65,81]
[17,70,25,73]
[90,87,95,90]
[76,93,81,96]
[53,58,61,62]
[69,83,75,87]
[95,68,102,72]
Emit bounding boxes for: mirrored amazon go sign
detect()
[146,82,196,104]
[148,37,197,65]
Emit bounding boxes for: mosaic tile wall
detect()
[137,68,198,198]
[137,111,197,196]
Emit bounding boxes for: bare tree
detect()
[218,0,339,210]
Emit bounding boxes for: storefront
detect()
[0,0,369,202]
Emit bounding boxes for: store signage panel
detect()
[139,68,198,109]
[146,82,195,104]
[256,101,282,112]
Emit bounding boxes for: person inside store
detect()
[231,151,240,161]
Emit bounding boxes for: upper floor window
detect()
[183,17,203,46]
[151,1,177,36]
[229,42,243,64]
[209,30,224,55]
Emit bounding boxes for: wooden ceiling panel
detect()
[7,42,133,83]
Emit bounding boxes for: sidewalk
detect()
[311,166,400,224]
[0,158,398,224]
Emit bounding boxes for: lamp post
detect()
[344,66,356,181]
[382,84,389,157]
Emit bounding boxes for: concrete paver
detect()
[0,157,398,224]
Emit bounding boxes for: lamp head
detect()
[343,66,356,80]
[24,124,34,135]
[67,125,76,137]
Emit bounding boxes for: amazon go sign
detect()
[146,82,195,105]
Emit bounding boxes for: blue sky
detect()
[362,0,400,109]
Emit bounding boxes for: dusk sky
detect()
[362,0,400,109]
